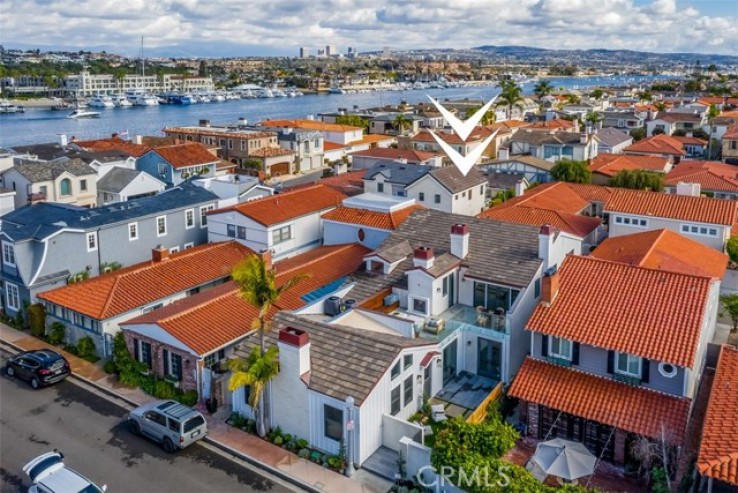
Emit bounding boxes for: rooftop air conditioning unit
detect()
[383,293,399,306]
[324,296,342,316]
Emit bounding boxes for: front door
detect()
[423,364,432,399]
[442,340,458,386]
[477,338,502,381]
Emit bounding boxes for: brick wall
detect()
[614,428,627,465]
[123,330,199,393]
[527,402,540,438]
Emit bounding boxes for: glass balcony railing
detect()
[417,305,510,341]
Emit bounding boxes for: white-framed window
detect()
[615,352,641,378]
[142,302,164,314]
[410,296,428,315]
[614,216,648,228]
[156,216,167,237]
[680,223,719,237]
[183,242,194,250]
[5,282,20,310]
[2,242,16,267]
[323,404,344,442]
[169,246,180,254]
[200,205,215,228]
[271,225,291,244]
[184,209,195,229]
[128,222,138,241]
[227,224,236,238]
[549,336,572,360]
[658,362,677,378]
[86,232,98,252]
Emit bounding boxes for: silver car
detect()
[23,451,107,493]
[127,400,207,452]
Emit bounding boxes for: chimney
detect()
[450,224,469,259]
[59,134,68,147]
[152,245,170,262]
[259,249,273,269]
[133,134,143,145]
[580,132,588,145]
[538,224,557,271]
[397,157,408,164]
[572,118,580,133]
[676,181,701,197]
[541,268,560,305]
[413,246,435,269]
[514,180,528,197]
[278,327,311,377]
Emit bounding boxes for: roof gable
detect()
[605,188,738,225]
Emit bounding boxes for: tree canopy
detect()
[550,159,592,184]
[608,170,664,191]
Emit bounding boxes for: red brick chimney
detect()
[152,245,170,262]
[413,246,435,269]
[541,269,560,306]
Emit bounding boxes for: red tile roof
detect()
[724,125,738,139]
[322,204,422,230]
[151,143,219,169]
[491,182,590,215]
[665,161,738,193]
[697,345,738,486]
[349,147,437,162]
[528,119,576,130]
[528,255,713,367]
[38,241,250,320]
[591,229,728,279]
[482,207,601,238]
[590,153,670,178]
[73,137,150,157]
[605,188,738,226]
[214,184,347,226]
[624,134,688,156]
[509,358,690,443]
[122,243,370,354]
[323,141,345,151]
[653,112,703,123]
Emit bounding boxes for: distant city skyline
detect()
[1,0,736,58]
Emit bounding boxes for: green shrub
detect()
[28,304,46,338]
[309,450,323,463]
[727,236,738,264]
[296,438,309,449]
[230,413,247,428]
[283,433,293,443]
[14,309,24,330]
[140,375,156,395]
[178,390,199,406]
[297,448,310,459]
[48,322,66,345]
[154,380,177,399]
[76,336,96,358]
[103,360,117,374]
[273,436,284,446]
[118,370,142,387]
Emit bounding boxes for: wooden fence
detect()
[466,382,504,424]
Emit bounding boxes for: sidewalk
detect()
[0,324,390,493]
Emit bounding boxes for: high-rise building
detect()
[383,46,391,59]
[347,47,355,58]
[299,47,310,58]
[325,45,337,57]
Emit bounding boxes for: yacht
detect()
[125,89,159,106]
[0,100,24,113]
[88,95,115,108]
[67,109,101,119]
[212,92,226,102]
[328,86,346,94]
[111,94,133,107]
[256,88,274,98]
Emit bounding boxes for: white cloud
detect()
[0,0,736,56]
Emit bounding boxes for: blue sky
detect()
[1,0,736,57]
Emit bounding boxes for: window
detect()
[434,194,441,204]
[403,375,413,406]
[184,242,194,250]
[658,362,677,378]
[240,140,246,151]
[200,205,215,227]
[411,297,428,315]
[60,178,71,196]
[228,139,233,150]
[272,225,291,244]
[455,194,459,201]
[480,185,484,195]
[128,222,138,241]
[80,179,88,192]
[324,405,344,441]
[86,232,98,252]
[169,246,180,254]
[156,216,167,237]
[377,183,384,193]
[549,336,572,360]
[314,139,320,149]
[390,386,401,416]
[142,302,163,314]
[204,350,225,368]
[139,340,152,368]
[2,242,16,267]
[391,361,401,380]
[403,354,413,370]
[472,281,520,312]
[5,282,19,310]
[418,192,425,202]
[39,185,47,196]
[185,209,195,229]
[237,226,247,239]
[442,275,449,296]
[227,224,236,238]
[681,223,719,237]
[534,278,541,298]
[615,352,641,378]
[169,353,183,381]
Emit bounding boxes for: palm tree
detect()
[464,105,496,125]
[393,113,412,134]
[584,111,603,126]
[496,79,525,120]
[564,94,581,105]
[229,254,308,436]
[228,346,279,437]
[653,101,667,112]
[534,80,553,99]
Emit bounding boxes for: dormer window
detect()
[549,336,572,360]
[615,352,641,378]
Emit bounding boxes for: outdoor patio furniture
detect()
[431,404,447,422]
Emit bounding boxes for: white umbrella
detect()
[531,438,596,481]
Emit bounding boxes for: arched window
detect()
[60,178,71,196]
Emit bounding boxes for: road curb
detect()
[1,336,317,493]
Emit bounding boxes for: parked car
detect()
[127,400,207,452]
[23,451,107,493]
[6,349,70,388]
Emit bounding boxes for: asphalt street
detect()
[0,352,295,493]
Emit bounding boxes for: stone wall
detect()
[123,330,199,393]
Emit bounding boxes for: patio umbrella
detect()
[531,438,596,481]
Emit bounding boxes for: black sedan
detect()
[6,349,71,388]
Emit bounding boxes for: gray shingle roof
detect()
[596,127,633,148]
[233,312,433,405]
[363,162,431,186]
[510,130,587,146]
[97,167,147,194]
[428,166,487,194]
[10,158,96,183]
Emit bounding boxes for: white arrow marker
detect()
[428,94,497,141]
[429,129,498,177]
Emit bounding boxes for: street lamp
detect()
[345,395,355,477]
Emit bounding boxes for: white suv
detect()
[23,451,107,493]
[128,400,207,452]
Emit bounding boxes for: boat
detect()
[212,92,226,102]
[256,88,274,98]
[328,86,346,94]
[125,89,159,106]
[88,95,115,108]
[67,109,101,119]
[111,94,133,107]
[0,100,24,113]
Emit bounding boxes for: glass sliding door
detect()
[477,337,502,381]
[443,340,458,386]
